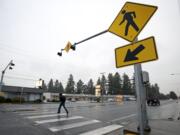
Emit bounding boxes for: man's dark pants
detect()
[57,102,68,114]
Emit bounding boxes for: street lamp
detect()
[0,60,15,91]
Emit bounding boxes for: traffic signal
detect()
[9,61,15,70]
[57,52,62,56]
[70,45,76,51]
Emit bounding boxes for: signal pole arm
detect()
[58,30,108,56]
[73,29,108,46]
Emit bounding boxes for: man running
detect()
[57,93,68,116]
[119,10,139,36]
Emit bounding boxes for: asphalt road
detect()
[0,100,179,135]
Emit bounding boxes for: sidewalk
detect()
[125,119,180,135]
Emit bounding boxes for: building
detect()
[1,85,43,102]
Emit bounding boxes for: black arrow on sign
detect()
[124,44,145,62]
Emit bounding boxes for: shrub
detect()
[5,98,12,103]
[34,99,42,103]
[12,97,25,103]
[0,96,5,103]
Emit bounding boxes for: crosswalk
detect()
[15,109,124,135]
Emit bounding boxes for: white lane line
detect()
[19,111,56,116]
[79,124,124,135]
[26,113,66,119]
[49,120,100,132]
[35,116,84,124]
[110,114,137,122]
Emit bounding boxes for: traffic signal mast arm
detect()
[73,29,108,47]
[57,29,108,56]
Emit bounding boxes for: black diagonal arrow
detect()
[124,44,145,62]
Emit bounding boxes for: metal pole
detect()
[134,63,144,135]
[134,38,150,135]
[73,30,108,46]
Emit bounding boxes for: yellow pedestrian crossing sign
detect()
[64,41,72,52]
[108,2,157,42]
[115,36,158,68]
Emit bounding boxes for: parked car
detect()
[147,98,160,106]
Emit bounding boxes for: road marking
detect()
[35,116,84,124]
[111,114,136,122]
[19,111,56,116]
[49,120,100,132]
[26,113,66,119]
[79,124,123,135]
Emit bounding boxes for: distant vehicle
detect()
[129,97,136,101]
[108,98,114,102]
[147,98,160,106]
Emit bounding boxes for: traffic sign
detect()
[115,36,158,68]
[64,41,72,52]
[108,2,157,42]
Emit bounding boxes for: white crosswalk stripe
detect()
[35,116,84,124]
[17,110,124,134]
[49,120,100,132]
[25,113,66,119]
[19,111,56,116]
[79,124,124,135]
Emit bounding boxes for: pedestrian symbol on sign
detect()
[119,10,139,36]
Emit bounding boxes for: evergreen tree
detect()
[65,74,75,94]
[96,77,101,85]
[76,79,84,94]
[112,72,122,94]
[146,83,160,98]
[42,80,48,90]
[48,79,54,91]
[82,84,88,94]
[54,80,59,91]
[108,73,113,95]
[122,73,132,95]
[169,91,178,99]
[58,82,64,93]
[154,83,160,96]
[87,79,95,95]
[100,75,106,95]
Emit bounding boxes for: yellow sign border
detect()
[115,36,158,68]
[109,2,158,42]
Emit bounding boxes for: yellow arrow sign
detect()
[115,36,158,68]
[108,2,157,42]
[64,41,72,52]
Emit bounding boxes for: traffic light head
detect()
[70,45,76,51]
[57,52,62,56]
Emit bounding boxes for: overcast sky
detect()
[0,0,180,95]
